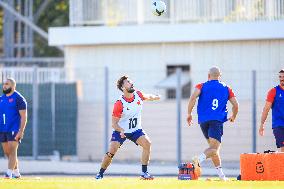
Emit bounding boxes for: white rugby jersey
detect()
[117,91,143,133]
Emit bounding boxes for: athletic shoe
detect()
[219,175,229,181]
[4,173,12,179]
[237,174,241,180]
[192,156,202,177]
[12,174,21,179]
[95,173,103,180]
[140,172,154,180]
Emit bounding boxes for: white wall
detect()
[63,39,284,161]
[65,44,168,102]
[65,40,283,101]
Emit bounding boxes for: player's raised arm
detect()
[142,93,161,101]
[137,91,160,101]
[187,88,201,126]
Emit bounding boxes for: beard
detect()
[3,87,12,94]
[281,81,284,86]
[127,87,135,93]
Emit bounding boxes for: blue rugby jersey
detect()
[0,91,27,132]
[197,80,234,124]
[271,86,284,128]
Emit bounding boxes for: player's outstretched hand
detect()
[187,114,193,126]
[154,94,161,100]
[149,94,161,101]
[259,125,265,136]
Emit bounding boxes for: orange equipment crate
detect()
[240,152,284,181]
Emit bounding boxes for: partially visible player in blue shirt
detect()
[259,69,284,152]
[0,78,27,179]
[187,67,239,181]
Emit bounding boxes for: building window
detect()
[166,65,191,99]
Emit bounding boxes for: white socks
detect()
[216,166,225,178]
[198,153,207,163]
[6,169,21,177]
[13,169,20,176]
[6,169,13,177]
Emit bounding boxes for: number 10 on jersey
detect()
[129,118,138,129]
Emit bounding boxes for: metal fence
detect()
[0,67,67,83]
[0,66,278,163]
[0,58,65,68]
[0,67,78,160]
[69,66,277,164]
[70,0,284,26]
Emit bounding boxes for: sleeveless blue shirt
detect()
[197,80,230,124]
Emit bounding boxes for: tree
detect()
[34,0,69,57]
[0,0,69,57]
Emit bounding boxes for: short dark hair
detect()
[279,69,284,73]
[117,75,128,91]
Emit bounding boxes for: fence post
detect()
[252,70,257,153]
[104,67,109,154]
[170,0,175,23]
[137,0,144,24]
[32,65,39,159]
[1,70,3,83]
[51,82,56,153]
[176,68,182,165]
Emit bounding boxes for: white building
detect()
[49,0,284,162]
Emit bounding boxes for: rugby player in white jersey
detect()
[95,75,160,180]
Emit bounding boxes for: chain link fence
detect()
[72,66,278,164]
[0,66,279,164]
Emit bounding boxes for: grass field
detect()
[0,177,284,189]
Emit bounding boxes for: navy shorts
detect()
[111,129,146,145]
[273,127,284,148]
[0,132,18,143]
[200,120,223,143]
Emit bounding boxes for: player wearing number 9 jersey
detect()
[95,75,160,180]
[187,67,239,181]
